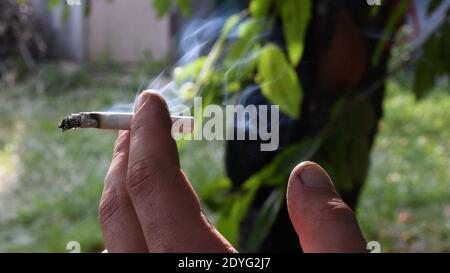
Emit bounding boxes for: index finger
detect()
[126,91,234,252]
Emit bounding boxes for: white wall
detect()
[87,0,170,62]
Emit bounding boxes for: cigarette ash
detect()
[58,112,99,131]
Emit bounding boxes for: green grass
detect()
[0,63,449,252]
[0,64,134,252]
[357,80,450,252]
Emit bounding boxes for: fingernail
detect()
[300,163,334,189]
[135,91,150,111]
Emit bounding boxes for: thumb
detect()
[286,161,367,253]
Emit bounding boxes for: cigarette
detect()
[58,112,194,133]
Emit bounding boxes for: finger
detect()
[99,130,147,252]
[286,161,367,253]
[127,90,235,252]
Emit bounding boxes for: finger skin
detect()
[127,91,235,253]
[286,161,367,253]
[99,131,147,252]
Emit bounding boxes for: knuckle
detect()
[126,159,163,196]
[111,150,126,163]
[312,197,356,223]
[113,133,129,154]
[104,159,126,188]
[99,191,124,225]
[130,116,146,134]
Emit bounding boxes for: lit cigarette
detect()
[58,112,194,133]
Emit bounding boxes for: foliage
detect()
[278,0,311,66]
[167,0,313,248]
[413,18,450,99]
[47,0,91,20]
[153,0,191,17]
[372,0,410,66]
[372,0,450,99]
[165,0,450,251]
[0,0,46,83]
[257,44,303,118]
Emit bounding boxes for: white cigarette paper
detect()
[59,112,194,133]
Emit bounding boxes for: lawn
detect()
[357,80,450,252]
[0,63,448,252]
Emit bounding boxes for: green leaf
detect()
[62,4,70,22]
[173,57,207,84]
[216,184,260,246]
[329,98,346,121]
[215,136,323,248]
[249,0,273,18]
[279,0,311,67]
[242,189,284,252]
[346,101,373,182]
[369,4,382,17]
[241,137,323,191]
[427,0,445,14]
[372,0,409,66]
[153,0,172,18]
[179,82,197,100]
[48,0,60,11]
[349,138,370,182]
[190,13,243,94]
[327,124,353,190]
[222,18,264,84]
[257,44,303,118]
[223,39,260,83]
[199,176,232,207]
[84,1,91,17]
[443,20,450,72]
[413,57,436,99]
[238,18,263,41]
[413,35,440,99]
[222,15,241,40]
[175,0,191,17]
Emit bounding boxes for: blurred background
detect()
[0,0,449,252]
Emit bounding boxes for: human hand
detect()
[99,90,367,253]
[99,90,234,252]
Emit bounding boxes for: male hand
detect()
[99,90,367,253]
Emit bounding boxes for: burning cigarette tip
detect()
[59,112,99,132]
